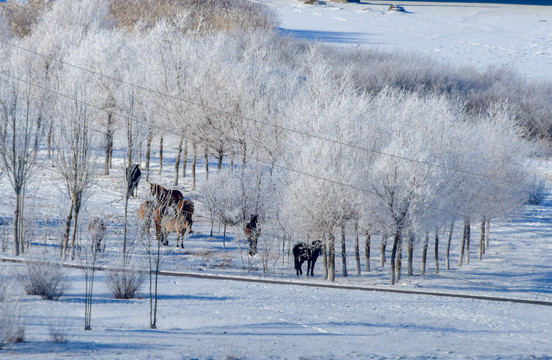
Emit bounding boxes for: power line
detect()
[0,38,534,189]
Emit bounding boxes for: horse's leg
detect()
[253,236,258,255]
[309,258,317,276]
[307,259,313,276]
[298,259,304,275]
[155,217,161,242]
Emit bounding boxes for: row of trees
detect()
[0,0,543,284]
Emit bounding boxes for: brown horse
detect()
[159,201,193,248]
[139,198,194,247]
[150,183,184,208]
[138,200,156,236]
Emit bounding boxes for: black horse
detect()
[244,214,260,256]
[126,164,141,198]
[293,240,323,276]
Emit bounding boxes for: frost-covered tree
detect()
[54,75,99,261]
[282,68,365,281]
[364,93,472,284]
[360,90,535,284]
[0,61,45,256]
[25,0,115,169]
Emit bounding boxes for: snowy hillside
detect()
[266,0,552,81]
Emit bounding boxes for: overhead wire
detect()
[0,38,534,189]
[0,44,547,239]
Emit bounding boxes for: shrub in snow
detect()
[106,265,145,300]
[0,274,8,303]
[48,320,70,344]
[526,177,547,205]
[16,260,69,301]
[0,291,25,348]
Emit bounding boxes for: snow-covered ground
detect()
[1,1,552,359]
[267,0,552,81]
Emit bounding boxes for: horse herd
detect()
[94,167,324,276]
[137,183,194,248]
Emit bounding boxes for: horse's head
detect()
[311,240,323,256]
[150,183,165,200]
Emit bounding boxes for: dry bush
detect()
[16,260,69,301]
[213,256,233,269]
[0,0,50,37]
[106,266,145,299]
[0,297,25,349]
[48,320,70,344]
[108,0,276,33]
[0,273,8,303]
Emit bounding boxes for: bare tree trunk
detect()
[364,232,371,272]
[478,217,486,261]
[485,217,491,248]
[241,141,247,167]
[328,231,335,282]
[192,142,197,191]
[158,136,163,175]
[222,223,227,250]
[204,145,209,181]
[465,218,471,265]
[18,189,26,254]
[148,232,162,329]
[62,197,75,260]
[47,120,54,159]
[182,140,188,178]
[217,148,223,170]
[380,233,387,267]
[458,219,466,267]
[341,224,347,277]
[421,232,429,275]
[458,218,471,266]
[322,235,328,280]
[145,132,152,182]
[281,233,286,266]
[407,232,414,276]
[434,231,439,274]
[123,186,129,262]
[104,113,113,176]
[70,197,82,261]
[13,191,22,256]
[354,223,360,276]
[396,240,402,283]
[390,232,400,285]
[174,137,183,186]
[446,222,453,270]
